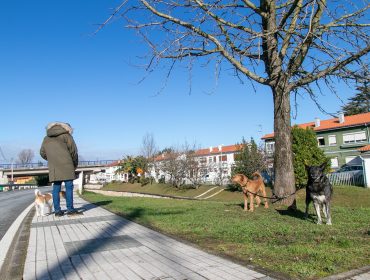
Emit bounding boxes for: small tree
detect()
[116,155,148,183]
[160,148,187,187]
[211,152,230,186]
[158,142,202,187]
[341,72,370,116]
[17,149,34,165]
[232,138,266,178]
[183,142,203,188]
[292,126,329,188]
[140,132,158,178]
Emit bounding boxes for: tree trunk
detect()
[272,85,296,207]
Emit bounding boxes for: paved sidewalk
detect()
[23,195,271,280]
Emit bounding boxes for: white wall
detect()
[88,166,128,183]
[361,155,370,188]
[150,152,236,185]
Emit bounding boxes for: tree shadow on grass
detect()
[275,208,316,222]
[225,202,270,211]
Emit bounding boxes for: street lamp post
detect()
[218,145,223,186]
[10,157,14,183]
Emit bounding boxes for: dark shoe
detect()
[55,211,64,217]
[66,209,79,215]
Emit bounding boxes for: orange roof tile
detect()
[358,145,370,152]
[262,112,370,140]
[194,144,241,156]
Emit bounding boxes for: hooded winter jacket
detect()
[40,122,78,182]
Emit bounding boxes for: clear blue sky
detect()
[0,0,356,162]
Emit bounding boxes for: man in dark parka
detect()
[40,122,78,216]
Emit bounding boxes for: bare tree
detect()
[158,141,202,187]
[141,132,157,159]
[17,149,34,165]
[140,132,158,178]
[101,0,369,206]
[182,141,203,187]
[160,147,188,187]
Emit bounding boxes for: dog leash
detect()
[243,188,301,204]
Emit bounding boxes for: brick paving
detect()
[23,195,271,280]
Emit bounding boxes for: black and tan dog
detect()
[305,163,333,225]
[232,172,269,211]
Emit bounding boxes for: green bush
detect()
[140,177,150,186]
[231,137,266,178]
[158,176,166,184]
[292,126,330,188]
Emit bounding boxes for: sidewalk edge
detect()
[0,202,33,272]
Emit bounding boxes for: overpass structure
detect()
[0,160,118,192]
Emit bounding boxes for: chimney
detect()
[218,145,223,152]
[315,117,320,128]
[339,112,345,123]
[209,146,213,152]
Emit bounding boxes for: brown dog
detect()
[232,172,269,211]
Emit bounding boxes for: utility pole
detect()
[11,157,14,183]
[10,158,14,184]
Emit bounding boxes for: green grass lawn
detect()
[82,185,370,279]
[102,182,223,198]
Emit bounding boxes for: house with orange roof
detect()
[151,144,241,185]
[261,112,370,169]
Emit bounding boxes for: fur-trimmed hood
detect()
[46,122,73,137]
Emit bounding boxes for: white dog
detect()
[34,189,66,216]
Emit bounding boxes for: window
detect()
[330,157,339,168]
[343,131,366,144]
[218,155,227,162]
[266,142,275,153]
[317,137,325,146]
[208,157,213,163]
[328,135,337,146]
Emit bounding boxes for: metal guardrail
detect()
[327,171,365,186]
[0,184,38,192]
[0,160,117,170]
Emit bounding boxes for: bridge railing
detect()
[0,160,118,170]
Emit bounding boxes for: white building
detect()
[88,161,128,183]
[151,144,241,185]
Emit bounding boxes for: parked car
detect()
[334,164,363,173]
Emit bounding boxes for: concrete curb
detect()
[320,265,370,280]
[0,202,33,272]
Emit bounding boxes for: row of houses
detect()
[262,112,370,168]
[90,112,370,185]
[89,145,241,185]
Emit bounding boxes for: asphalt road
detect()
[0,186,52,240]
